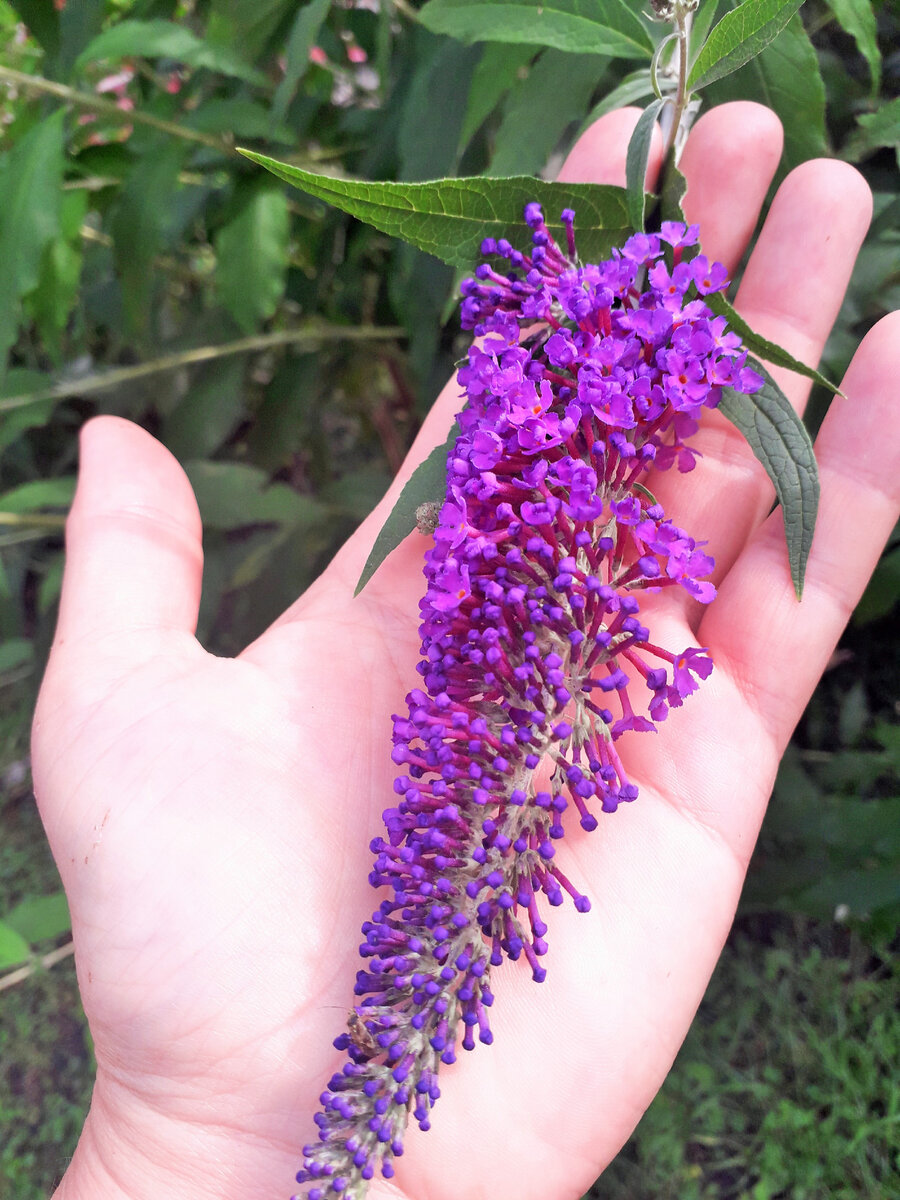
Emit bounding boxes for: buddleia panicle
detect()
[293,206,762,1200]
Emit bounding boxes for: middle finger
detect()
[647,126,871,623]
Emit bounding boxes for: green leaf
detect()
[26,190,86,364]
[399,37,481,181]
[356,424,459,595]
[625,98,664,231]
[59,184,90,242]
[237,153,633,269]
[701,8,826,174]
[579,68,654,130]
[6,1,59,60]
[229,525,295,590]
[74,19,266,85]
[459,42,536,151]
[0,638,33,674]
[214,180,290,334]
[109,140,186,335]
[320,464,392,520]
[183,461,325,530]
[39,553,65,616]
[389,244,455,400]
[822,0,880,95]
[687,0,805,92]
[853,544,900,625]
[489,49,604,177]
[719,359,819,598]
[162,356,246,460]
[183,98,294,143]
[271,0,332,122]
[207,0,297,62]
[0,370,55,456]
[0,110,66,382]
[5,891,71,943]
[688,0,721,51]
[706,292,844,394]
[794,865,900,921]
[0,920,30,970]
[0,477,76,513]
[246,353,321,471]
[659,151,688,224]
[56,0,106,80]
[847,96,900,157]
[417,0,655,59]
[0,402,55,457]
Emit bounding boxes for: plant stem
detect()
[0,325,405,412]
[0,513,67,530]
[663,7,691,162]
[392,0,420,22]
[0,941,75,994]
[0,64,237,155]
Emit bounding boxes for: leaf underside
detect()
[625,98,665,232]
[356,424,460,595]
[719,358,819,597]
[706,292,844,395]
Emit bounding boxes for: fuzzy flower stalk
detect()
[293,209,762,1198]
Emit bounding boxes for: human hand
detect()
[33,103,899,1200]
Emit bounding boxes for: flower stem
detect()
[663,6,691,163]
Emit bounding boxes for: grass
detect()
[592,919,899,1200]
[0,781,92,1200]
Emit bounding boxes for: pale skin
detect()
[33,103,899,1200]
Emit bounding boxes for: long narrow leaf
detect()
[459,43,535,151]
[488,50,604,177]
[687,0,805,92]
[822,0,880,95]
[214,181,290,333]
[272,0,332,121]
[660,151,688,224]
[356,425,460,595]
[719,358,819,597]
[578,68,654,131]
[706,292,844,394]
[625,98,664,231]
[700,6,826,174]
[0,477,76,513]
[688,0,722,52]
[0,110,65,382]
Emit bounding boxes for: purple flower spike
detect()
[294,207,763,1198]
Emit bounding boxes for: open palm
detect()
[34,104,899,1200]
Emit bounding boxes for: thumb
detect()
[32,416,205,869]
[53,415,204,651]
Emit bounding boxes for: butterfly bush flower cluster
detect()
[293,209,762,1199]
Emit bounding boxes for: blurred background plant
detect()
[0,1,896,1196]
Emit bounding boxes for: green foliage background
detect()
[0,1,897,1196]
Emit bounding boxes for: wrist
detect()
[53,1074,301,1200]
[53,1100,199,1200]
